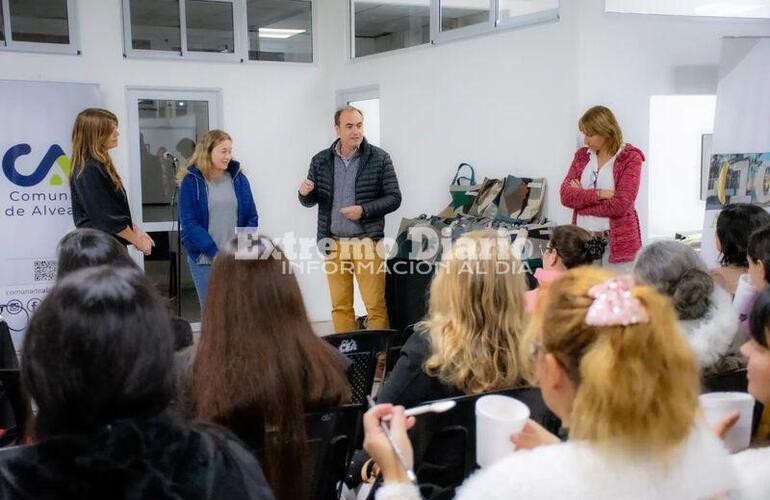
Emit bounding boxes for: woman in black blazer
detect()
[69,108,153,255]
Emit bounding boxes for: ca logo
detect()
[2,144,71,187]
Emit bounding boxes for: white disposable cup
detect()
[475,395,530,467]
[699,392,755,452]
[733,273,757,318]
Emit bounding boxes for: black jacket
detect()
[0,413,274,500]
[299,138,402,242]
[70,159,133,245]
[376,332,463,407]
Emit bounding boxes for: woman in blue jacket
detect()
[178,130,258,309]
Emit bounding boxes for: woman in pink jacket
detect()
[560,106,645,268]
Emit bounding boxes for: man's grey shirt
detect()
[330,144,365,237]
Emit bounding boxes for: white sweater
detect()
[732,447,770,500]
[679,286,740,369]
[376,425,738,500]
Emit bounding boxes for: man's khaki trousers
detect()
[325,238,389,332]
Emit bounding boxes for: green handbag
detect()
[440,163,482,217]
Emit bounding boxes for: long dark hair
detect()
[71,108,124,190]
[56,228,136,280]
[717,204,770,267]
[191,236,350,500]
[23,266,175,438]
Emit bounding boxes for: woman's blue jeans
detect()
[187,254,211,311]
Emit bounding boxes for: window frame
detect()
[122,0,248,62]
[496,0,559,30]
[336,84,380,108]
[431,0,496,45]
[0,0,80,55]
[350,0,560,59]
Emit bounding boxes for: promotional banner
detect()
[0,80,101,346]
[701,37,770,268]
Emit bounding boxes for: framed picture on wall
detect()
[700,133,713,201]
[704,152,770,210]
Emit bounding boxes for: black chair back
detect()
[408,386,561,496]
[385,259,435,336]
[384,324,417,380]
[0,321,18,370]
[324,330,392,404]
[305,404,365,500]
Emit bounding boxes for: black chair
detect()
[324,330,393,405]
[385,259,435,337]
[0,370,30,447]
[0,321,18,370]
[406,386,561,497]
[384,324,418,381]
[305,404,365,500]
[254,404,364,500]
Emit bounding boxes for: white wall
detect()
[2,0,770,322]
[319,0,581,234]
[0,0,334,320]
[648,95,715,239]
[575,0,770,239]
[321,0,770,250]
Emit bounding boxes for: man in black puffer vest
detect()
[299,106,401,332]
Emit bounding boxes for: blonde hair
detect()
[71,108,123,190]
[524,267,699,458]
[421,231,528,394]
[579,106,624,157]
[176,129,232,184]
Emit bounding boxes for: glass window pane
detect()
[138,99,210,223]
[499,0,558,23]
[186,0,235,53]
[247,0,312,62]
[349,98,381,147]
[353,0,429,58]
[9,0,70,44]
[0,2,5,43]
[130,0,181,51]
[441,0,490,32]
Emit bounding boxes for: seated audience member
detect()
[711,204,770,295]
[0,266,273,500]
[747,224,770,291]
[364,267,738,499]
[378,231,529,407]
[634,240,740,374]
[731,288,770,499]
[347,232,529,494]
[56,228,194,386]
[526,225,605,312]
[56,227,136,280]
[190,236,350,500]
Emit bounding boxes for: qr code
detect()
[33,260,58,282]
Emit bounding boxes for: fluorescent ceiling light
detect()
[258,28,306,39]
